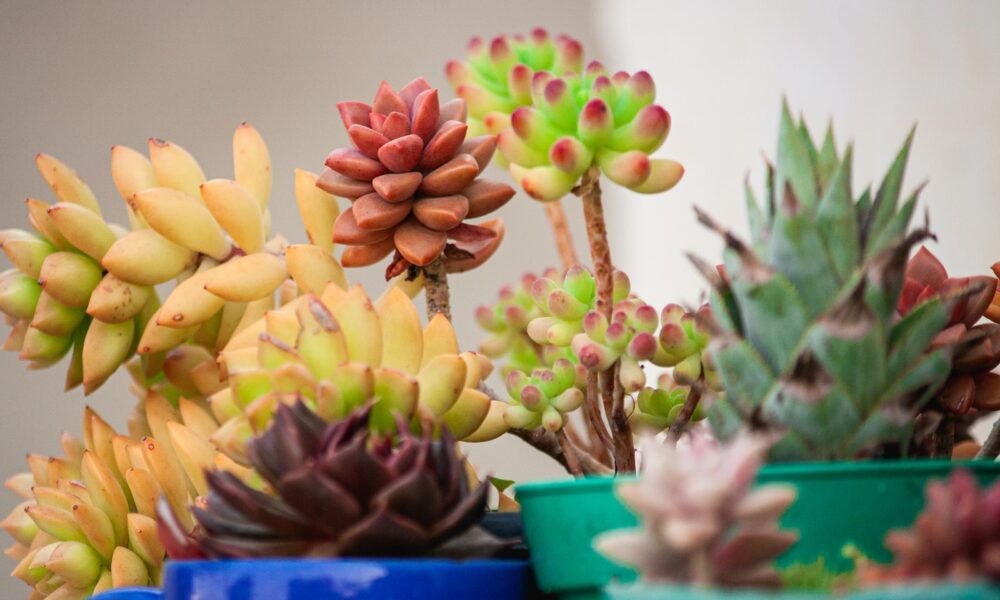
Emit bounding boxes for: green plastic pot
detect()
[516,460,1000,599]
[605,582,1000,600]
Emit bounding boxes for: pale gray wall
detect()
[2,1,1000,597]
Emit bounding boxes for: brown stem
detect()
[667,379,705,440]
[507,428,610,475]
[585,370,614,462]
[574,166,636,473]
[556,430,583,476]
[977,416,1000,460]
[544,200,578,270]
[423,259,451,321]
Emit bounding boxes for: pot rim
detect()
[515,459,1000,499]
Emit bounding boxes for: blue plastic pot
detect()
[156,558,530,600]
[93,589,163,600]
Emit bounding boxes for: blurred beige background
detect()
[1,1,998,595]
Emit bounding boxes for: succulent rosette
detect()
[2,394,230,598]
[526,266,630,347]
[503,358,585,432]
[898,246,1000,415]
[446,28,584,136]
[861,469,1000,585]
[596,434,797,587]
[320,78,515,277]
[0,125,342,394]
[630,373,706,432]
[656,303,721,389]
[208,283,507,463]
[158,402,489,559]
[498,61,683,201]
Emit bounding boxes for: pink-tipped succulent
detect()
[446,28,585,136]
[498,62,683,201]
[526,265,629,347]
[596,434,798,588]
[860,469,1000,585]
[503,358,585,432]
[656,303,721,390]
[631,373,706,432]
[320,78,515,277]
[898,247,1000,415]
[571,296,660,393]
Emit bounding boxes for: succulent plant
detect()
[526,266,629,347]
[321,78,515,276]
[860,469,1000,585]
[503,358,585,432]
[696,103,955,461]
[570,296,660,393]
[158,402,489,559]
[446,28,585,136]
[2,393,229,598]
[656,303,721,390]
[596,434,798,588]
[208,283,507,463]
[0,125,341,394]
[629,373,706,432]
[497,61,683,201]
[898,246,1000,416]
[474,269,552,373]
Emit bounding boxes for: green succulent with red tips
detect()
[571,297,661,393]
[631,373,706,432]
[446,28,585,137]
[498,61,683,201]
[475,268,561,375]
[525,265,630,347]
[657,303,721,390]
[502,358,585,432]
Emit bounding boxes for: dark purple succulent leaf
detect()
[370,468,444,527]
[155,496,206,560]
[428,479,488,543]
[204,470,314,536]
[336,506,430,557]
[277,465,363,537]
[199,535,314,559]
[318,433,394,507]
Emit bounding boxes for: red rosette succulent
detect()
[899,246,1000,415]
[318,78,515,278]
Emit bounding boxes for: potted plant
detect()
[595,436,1000,599]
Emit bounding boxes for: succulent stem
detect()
[575,166,635,472]
[584,370,615,463]
[423,258,451,321]
[544,200,578,269]
[556,430,583,476]
[976,416,1000,459]
[667,377,705,440]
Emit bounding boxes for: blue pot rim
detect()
[515,459,1000,499]
[165,556,528,569]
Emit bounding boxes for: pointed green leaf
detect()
[807,319,886,412]
[728,271,810,373]
[745,181,767,252]
[865,127,915,249]
[817,122,839,189]
[776,101,819,211]
[880,347,952,412]
[815,145,859,282]
[866,187,919,259]
[798,114,820,178]
[888,297,949,382]
[712,340,776,409]
[763,384,861,460]
[768,209,840,318]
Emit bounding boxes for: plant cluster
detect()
[1,24,999,600]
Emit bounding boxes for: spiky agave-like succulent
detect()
[497,61,683,201]
[2,393,233,598]
[158,402,488,559]
[208,283,508,462]
[695,103,955,461]
[321,78,515,276]
[898,246,1000,415]
[596,434,798,588]
[0,125,343,394]
[860,469,1000,585]
[446,28,585,136]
